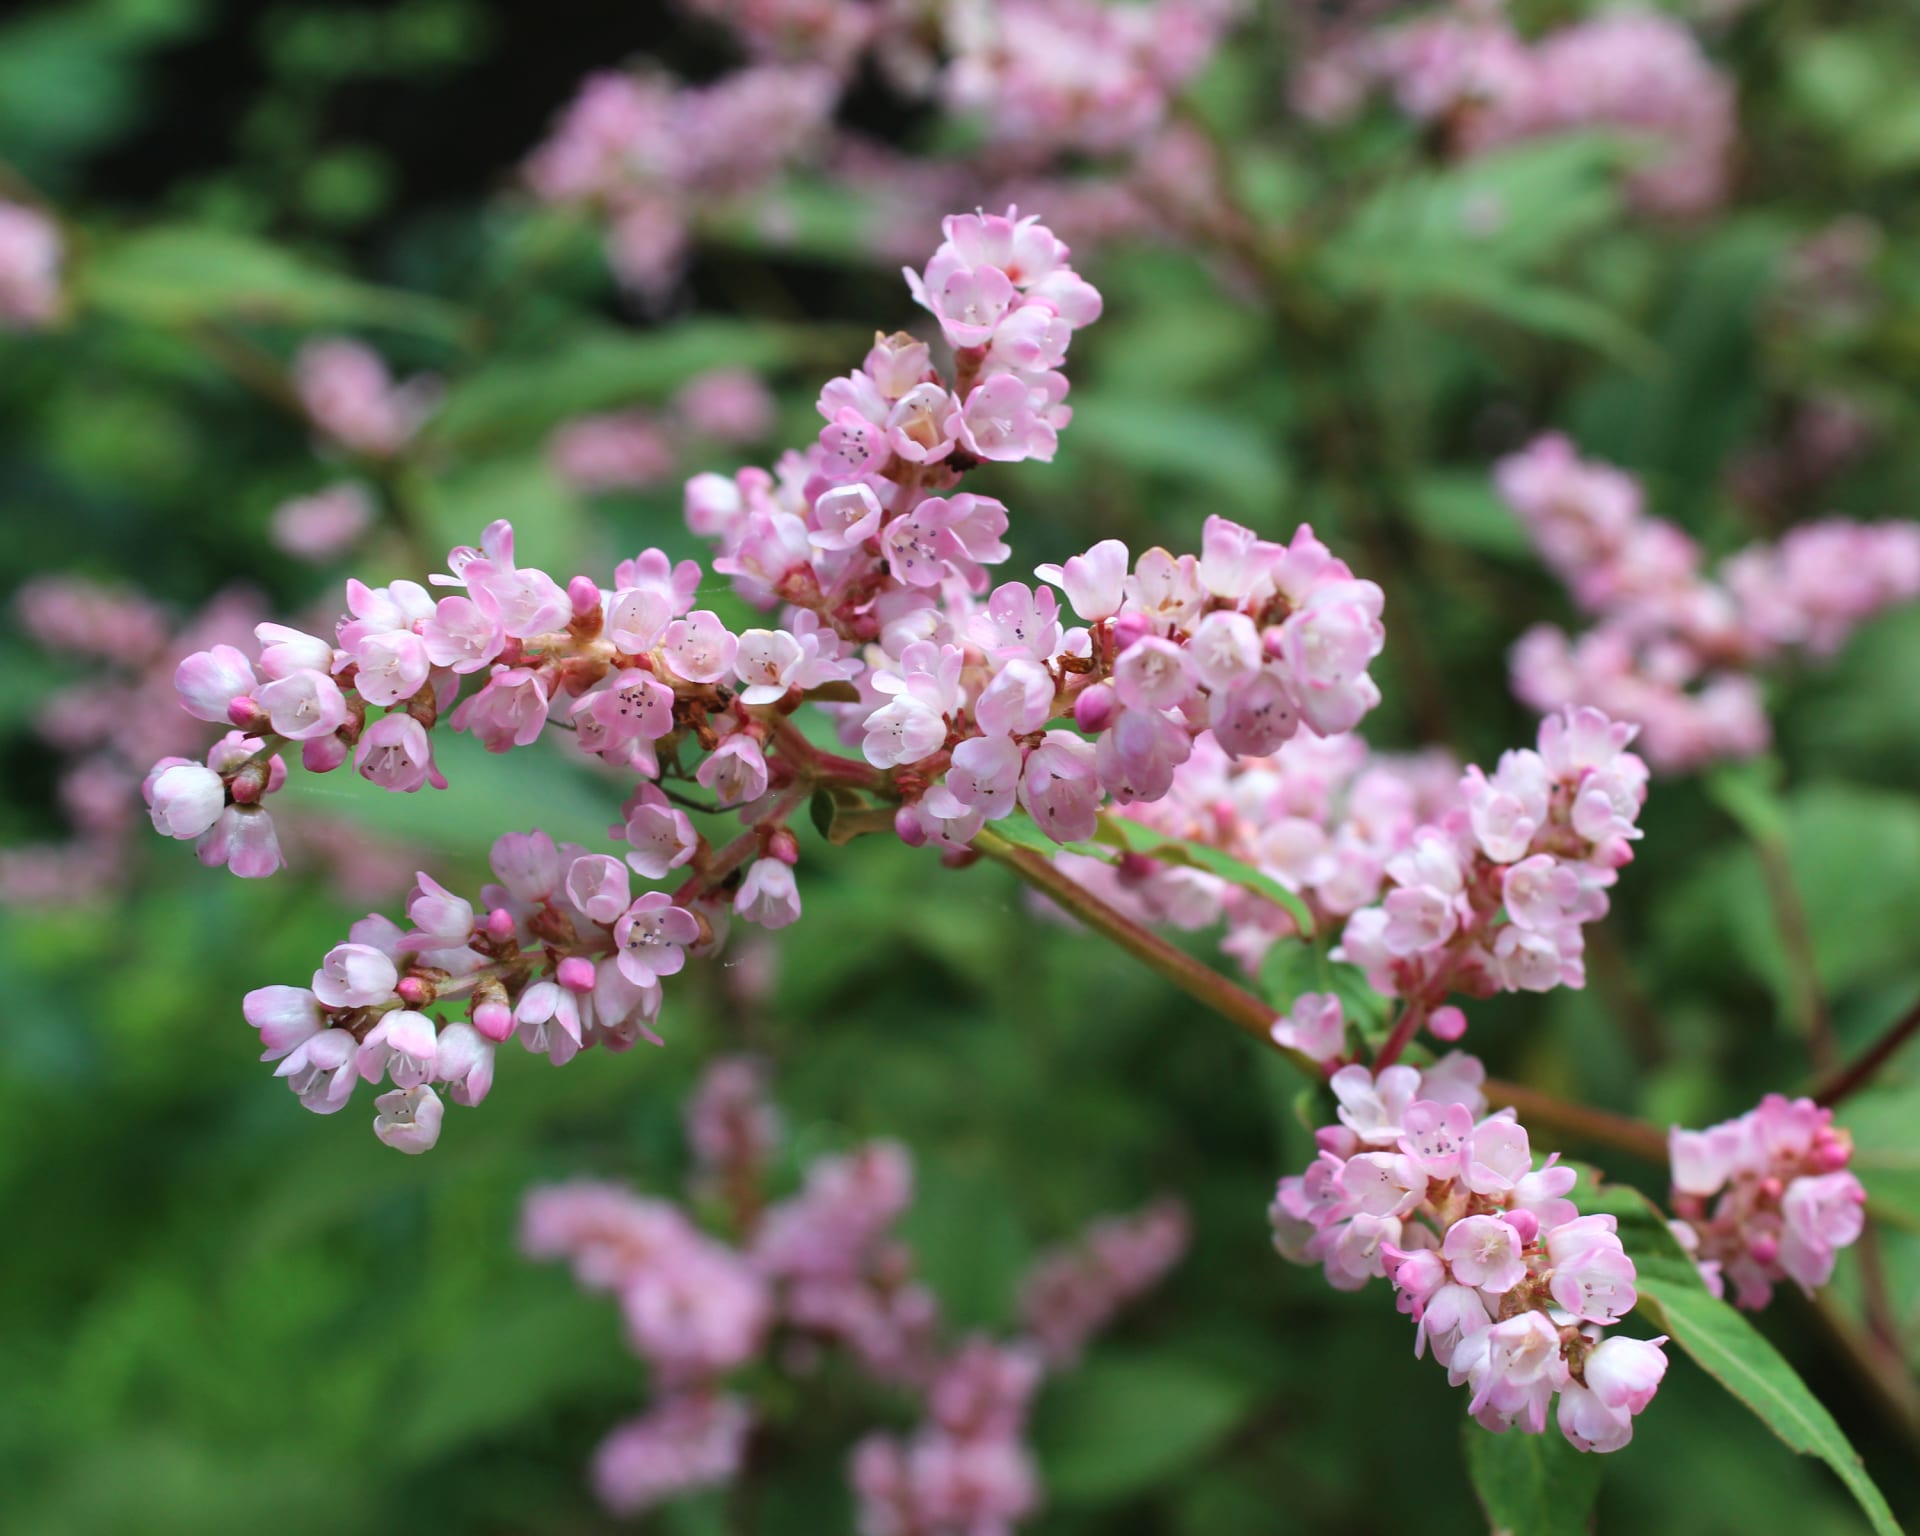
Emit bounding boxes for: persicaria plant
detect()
[112,203,1914,1528]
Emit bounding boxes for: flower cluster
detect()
[1338,707,1647,1008]
[0,197,62,328]
[549,367,777,493]
[293,337,439,460]
[241,830,752,1149]
[525,1056,1185,1525]
[941,0,1239,158]
[1297,5,1735,215]
[1272,1054,1669,1452]
[1668,1095,1866,1311]
[1500,433,1920,771]
[1017,1199,1190,1366]
[166,211,1353,1151]
[3,576,412,907]
[525,64,838,296]
[268,483,377,565]
[1054,706,1643,1058]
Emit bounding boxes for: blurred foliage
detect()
[3,1,1920,1533]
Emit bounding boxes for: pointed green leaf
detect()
[81,224,469,341]
[1573,1174,1903,1536]
[1463,1421,1602,1536]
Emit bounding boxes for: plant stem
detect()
[1754,832,1839,1073]
[1373,1002,1429,1070]
[1813,992,1920,1108]
[972,825,1670,1165]
[973,825,1314,1068]
[1486,1079,1669,1165]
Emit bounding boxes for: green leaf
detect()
[1034,1353,1254,1505]
[81,225,468,341]
[1572,1174,1904,1536]
[1099,817,1315,936]
[1463,1420,1602,1536]
[982,813,1114,862]
[1411,472,1535,560]
[1702,758,1789,845]
[1065,395,1287,512]
[428,319,850,451]
[1257,940,1390,1034]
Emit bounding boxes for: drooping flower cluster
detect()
[1296,5,1735,216]
[525,64,839,296]
[1271,1053,1669,1452]
[1500,433,1920,771]
[0,197,62,328]
[293,337,440,460]
[548,367,777,493]
[525,1057,1186,1525]
[1668,1095,1866,1311]
[1017,1199,1190,1365]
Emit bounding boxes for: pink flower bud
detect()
[895,807,929,846]
[473,1000,514,1042]
[557,955,597,991]
[175,644,258,723]
[1073,682,1116,733]
[1429,1005,1468,1042]
[568,574,602,618]
[148,763,226,839]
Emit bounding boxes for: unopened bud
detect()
[473,1000,513,1042]
[557,955,596,991]
[1073,682,1116,733]
[894,807,928,847]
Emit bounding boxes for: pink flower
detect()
[433,1022,495,1107]
[696,734,770,807]
[355,712,446,792]
[1271,992,1346,1063]
[566,853,632,925]
[0,199,63,327]
[256,668,350,740]
[620,787,699,880]
[196,805,284,878]
[270,484,375,563]
[1035,538,1129,621]
[356,1008,439,1088]
[372,1083,444,1153]
[661,611,738,684]
[275,1026,358,1114]
[1019,731,1101,844]
[449,666,550,751]
[313,941,399,1009]
[148,763,226,839]
[490,828,562,902]
[614,892,699,986]
[735,858,801,929]
[243,985,323,1060]
[174,644,259,723]
[1443,1214,1527,1294]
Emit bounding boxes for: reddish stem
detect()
[1813,992,1920,1108]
